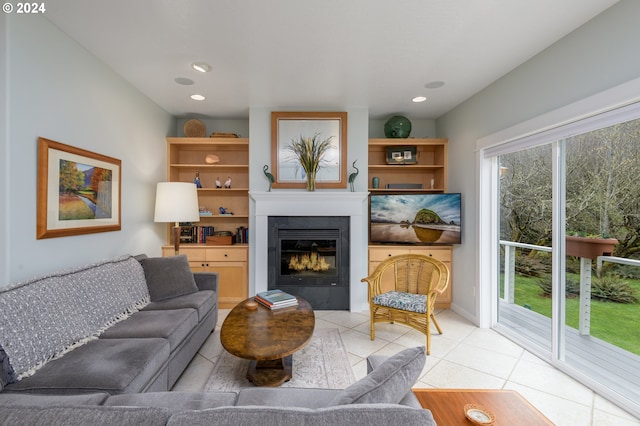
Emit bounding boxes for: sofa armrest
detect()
[194,272,218,292]
[366,354,422,408]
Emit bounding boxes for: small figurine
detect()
[216,177,222,188]
[348,160,359,192]
[219,207,233,215]
[224,176,232,188]
[263,165,275,191]
[194,171,202,188]
[199,206,212,216]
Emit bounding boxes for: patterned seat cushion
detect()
[372,291,427,313]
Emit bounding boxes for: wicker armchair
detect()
[361,254,450,355]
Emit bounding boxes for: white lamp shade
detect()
[154,182,200,223]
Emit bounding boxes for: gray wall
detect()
[438,0,640,319]
[0,14,7,285]
[2,15,175,285]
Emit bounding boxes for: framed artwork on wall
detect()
[37,137,121,239]
[271,111,348,189]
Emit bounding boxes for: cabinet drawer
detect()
[368,248,409,261]
[206,248,247,262]
[179,248,206,262]
[369,247,452,263]
[410,248,452,263]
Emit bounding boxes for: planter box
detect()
[566,236,618,259]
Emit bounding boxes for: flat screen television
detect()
[369,192,461,245]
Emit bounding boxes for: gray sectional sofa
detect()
[0,254,436,425]
[0,346,436,425]
[0,254,218,395]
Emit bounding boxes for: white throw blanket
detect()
[0,255,150,381]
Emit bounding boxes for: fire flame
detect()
[288,253,330,272]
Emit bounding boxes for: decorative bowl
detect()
[183,119,206,137]
[205,154,219,164]
[463,404,496,425]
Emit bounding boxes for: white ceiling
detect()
[45,0,619,120]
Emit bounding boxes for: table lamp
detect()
[154,182,200,255]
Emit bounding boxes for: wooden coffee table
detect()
[412,389,554,425]
[220,296,315,386]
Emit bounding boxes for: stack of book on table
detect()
[254,289,298,310]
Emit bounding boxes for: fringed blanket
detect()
[0,255,150,382]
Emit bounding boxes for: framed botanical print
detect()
[271,111,347,189]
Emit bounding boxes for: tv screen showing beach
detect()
[369,193,461,244]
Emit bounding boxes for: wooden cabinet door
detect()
[207,262,248,308]
[205,247,248,308]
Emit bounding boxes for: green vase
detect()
[384,116,412,138]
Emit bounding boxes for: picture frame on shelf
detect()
[37,137,121,239]
[385,145,417,165]
[271,111,348,188]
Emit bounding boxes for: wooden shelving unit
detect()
[367,137,453,308]
[166,137,249,234]
[164,137,250,308]
[368,138,448,192]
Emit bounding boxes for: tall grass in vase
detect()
[288,133,334,191]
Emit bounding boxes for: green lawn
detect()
[505,274,640,356]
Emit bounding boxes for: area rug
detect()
[204,328,355,392]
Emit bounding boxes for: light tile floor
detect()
[173,308,640,426]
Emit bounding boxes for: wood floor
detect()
[499,302,640,405]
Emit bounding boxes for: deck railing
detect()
[499,240,640,336]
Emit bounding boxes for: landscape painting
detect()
[37,137,121,239]
[58,160,113,220]
[370,193,461,244]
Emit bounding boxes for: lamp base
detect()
[173,223,181,255]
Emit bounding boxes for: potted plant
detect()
[565,231,619,259]
[287,133,333,191]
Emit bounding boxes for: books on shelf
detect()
[179,225,215,244]
[235,226,248,244]
[254,289,298,310]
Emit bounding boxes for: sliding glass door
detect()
[497,144,553,354]
[489,108,640,411]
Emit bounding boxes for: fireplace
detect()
[268,216,349,310]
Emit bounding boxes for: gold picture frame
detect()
[37,137,121,239]
[271,111,347,189]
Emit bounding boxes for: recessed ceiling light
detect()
[412,96,427,103]
[425,81,445,89]
[190,94,206,101]
[191,62,212,73]
[174,77,194,85]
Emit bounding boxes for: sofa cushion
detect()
[4,338,170,395]
[236,387,343,409]
[140,255,198,302]
[0,392,109,407]
[104,391,238,410]
[331,346,425,405]
[167,404,436,426]
[366,355,423,408]
[143,290,215,321]
[99,309,198,351]
[0,406,171,426]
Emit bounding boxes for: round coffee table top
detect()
[220,296,315,361]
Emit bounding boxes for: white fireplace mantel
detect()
[250,191,370,311]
